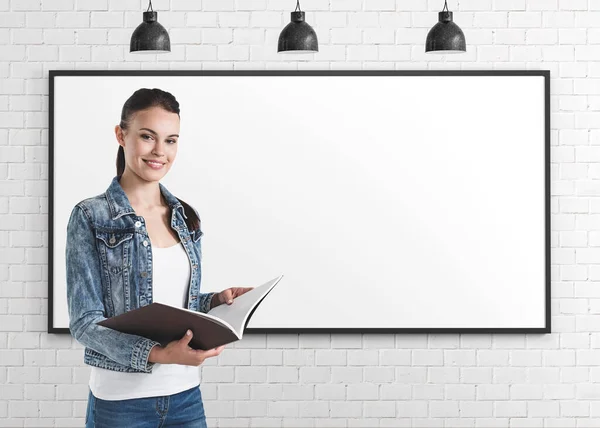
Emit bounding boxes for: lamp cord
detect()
[146,0,153,12]
[294,0,301,12]
[442,0,449,12]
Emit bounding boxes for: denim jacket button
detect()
[143,240,148,247]
[135,221,142,228]
[109,235,116,245]
[141,271,147,278]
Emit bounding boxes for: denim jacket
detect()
[66,175,217,373]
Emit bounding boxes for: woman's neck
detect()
[118,169,165,211]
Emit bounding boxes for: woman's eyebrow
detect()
[139,127,179,138]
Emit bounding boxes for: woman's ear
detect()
[114,125,125,146]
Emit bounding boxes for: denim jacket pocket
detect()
[94,229,134,314]
[96,230,134,248]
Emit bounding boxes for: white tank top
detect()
[88,240,201,400]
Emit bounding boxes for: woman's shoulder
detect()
[70,192,112,225]
[73,191,106,211]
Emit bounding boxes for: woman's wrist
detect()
[148,344,164,363]
[210,293,220,310]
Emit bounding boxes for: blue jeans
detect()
[85,384,208,428]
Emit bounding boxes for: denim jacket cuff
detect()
[131,337,161,373]
[199,292,217,314]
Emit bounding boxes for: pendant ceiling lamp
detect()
[278,0,318,54]
[130,0,170,54]
[425,0,466,54]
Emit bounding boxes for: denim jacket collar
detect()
[105,175,186,221]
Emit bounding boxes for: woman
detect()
[66,88,252,427]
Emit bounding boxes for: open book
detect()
[97,275,283,350]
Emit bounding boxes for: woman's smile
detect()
[143,159,165,169]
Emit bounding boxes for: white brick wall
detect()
[0,0,596,426]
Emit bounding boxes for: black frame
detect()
[48,70,551,335]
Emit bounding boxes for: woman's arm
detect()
[65,204,162,373]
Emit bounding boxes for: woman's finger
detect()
[196,347,221,358]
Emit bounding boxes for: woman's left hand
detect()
[211,287,254,309]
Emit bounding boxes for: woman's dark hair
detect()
[117,88,200,233]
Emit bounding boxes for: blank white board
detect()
[49,71,550,334]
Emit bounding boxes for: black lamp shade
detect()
[130,11,170,54]
[425,11,466,54]
[278,11,318,53]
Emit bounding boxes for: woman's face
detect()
[115,106,180,182]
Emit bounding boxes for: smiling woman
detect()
[63,87,256,428]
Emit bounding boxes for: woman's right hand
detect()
[150,330,225,366]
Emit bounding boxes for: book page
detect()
[178,306,236,333]
[206,275,283,337]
